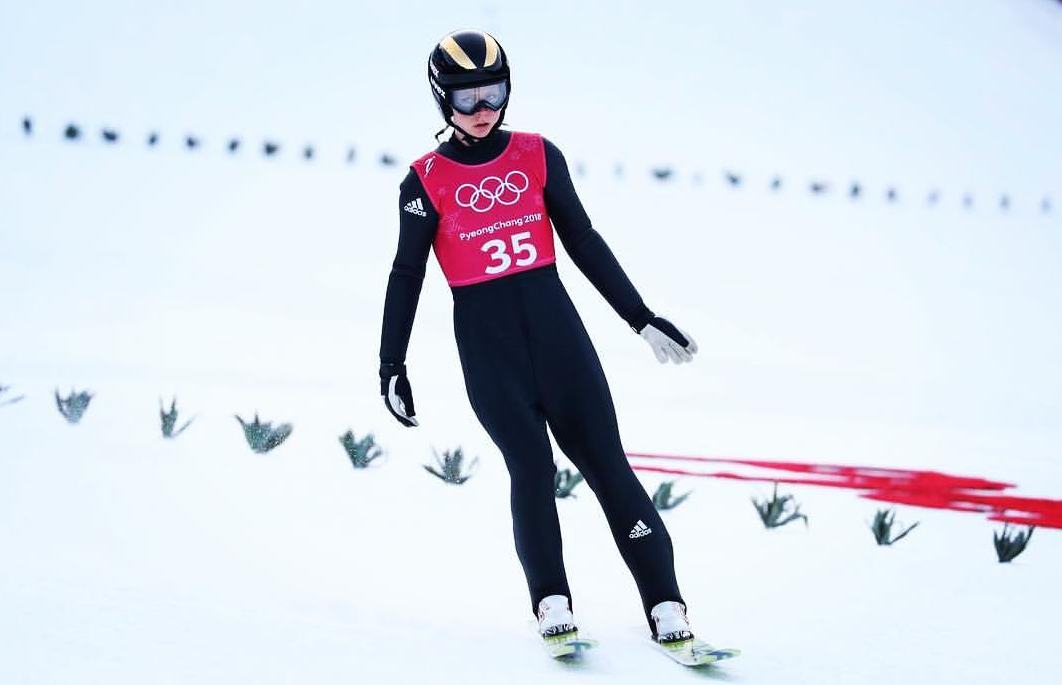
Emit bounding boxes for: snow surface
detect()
[2,1,1062,684]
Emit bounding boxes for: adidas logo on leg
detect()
[403,197,428,217]
[629,519,653,539]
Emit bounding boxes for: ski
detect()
[541,630,598,658]
[653,636,740,666]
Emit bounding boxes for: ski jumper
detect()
[380,129,684,625]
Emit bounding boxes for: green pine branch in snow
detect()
[236,413,293,453]
[340,431,384,468]
[424,446,478,485]
[55,388,93,424]
[994,524,1034,563]
[160,397,195,438]
[554,466,584,498]
[652,480,692,511]
[753,482,808,529]
[869,508,919,546]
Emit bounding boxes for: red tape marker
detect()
[627,452,1062,530]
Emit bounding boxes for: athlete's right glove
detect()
[380,362,419,427]
[638,316,698,364]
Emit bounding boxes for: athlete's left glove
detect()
[638,316,698,364]
[380,362,419,427]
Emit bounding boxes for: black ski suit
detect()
[379,129,684,624]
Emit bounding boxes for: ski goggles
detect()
[448,81,508,115]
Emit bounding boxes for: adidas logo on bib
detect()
[404,197,428,217]
[629,520,652,539]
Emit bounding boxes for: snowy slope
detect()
[2,1,1062,684]
[1,375,1060,685]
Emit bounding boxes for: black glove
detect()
[379,362,419,427]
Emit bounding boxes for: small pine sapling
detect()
[554,465,584,498]
[994,524,1035,563]
[160,397,194,438]
[653,480,692,511]
[753,482,808,529]
[55,388,93,424]
[0,384,26,407]
[340,431,384,468]
[235,413,293,453]
[424,446,478,485]
[869,508,919,546]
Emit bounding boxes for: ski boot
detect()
[537,595,596,657]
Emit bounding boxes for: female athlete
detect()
[378,29,701,646]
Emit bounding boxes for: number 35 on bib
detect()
[482,231,539,274]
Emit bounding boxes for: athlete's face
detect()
[452,107,500,142]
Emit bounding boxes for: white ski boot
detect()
[536,595,597,657]
[650,600,694,644]
[537,594,577,638]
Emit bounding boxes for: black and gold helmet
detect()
[428,30,511,133]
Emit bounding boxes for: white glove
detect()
[638,316,698,364]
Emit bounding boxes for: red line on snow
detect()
[626,452,1062,530]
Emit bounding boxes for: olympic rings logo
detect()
[455,171,530,213]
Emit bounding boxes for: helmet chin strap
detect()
[436,104,508,146]
[448,119,497,146]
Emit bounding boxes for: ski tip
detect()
[546,641,597,658]
[543,634,598,659]
[700,647,741,663]
[654,638,741,667]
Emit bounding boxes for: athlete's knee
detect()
[500,448,556,481]
[565,448,636,491]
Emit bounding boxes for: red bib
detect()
[412,132,556,287]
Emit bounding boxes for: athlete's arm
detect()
[543,138,699,363]
[542,138,654,333]
[379,169,438,425]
